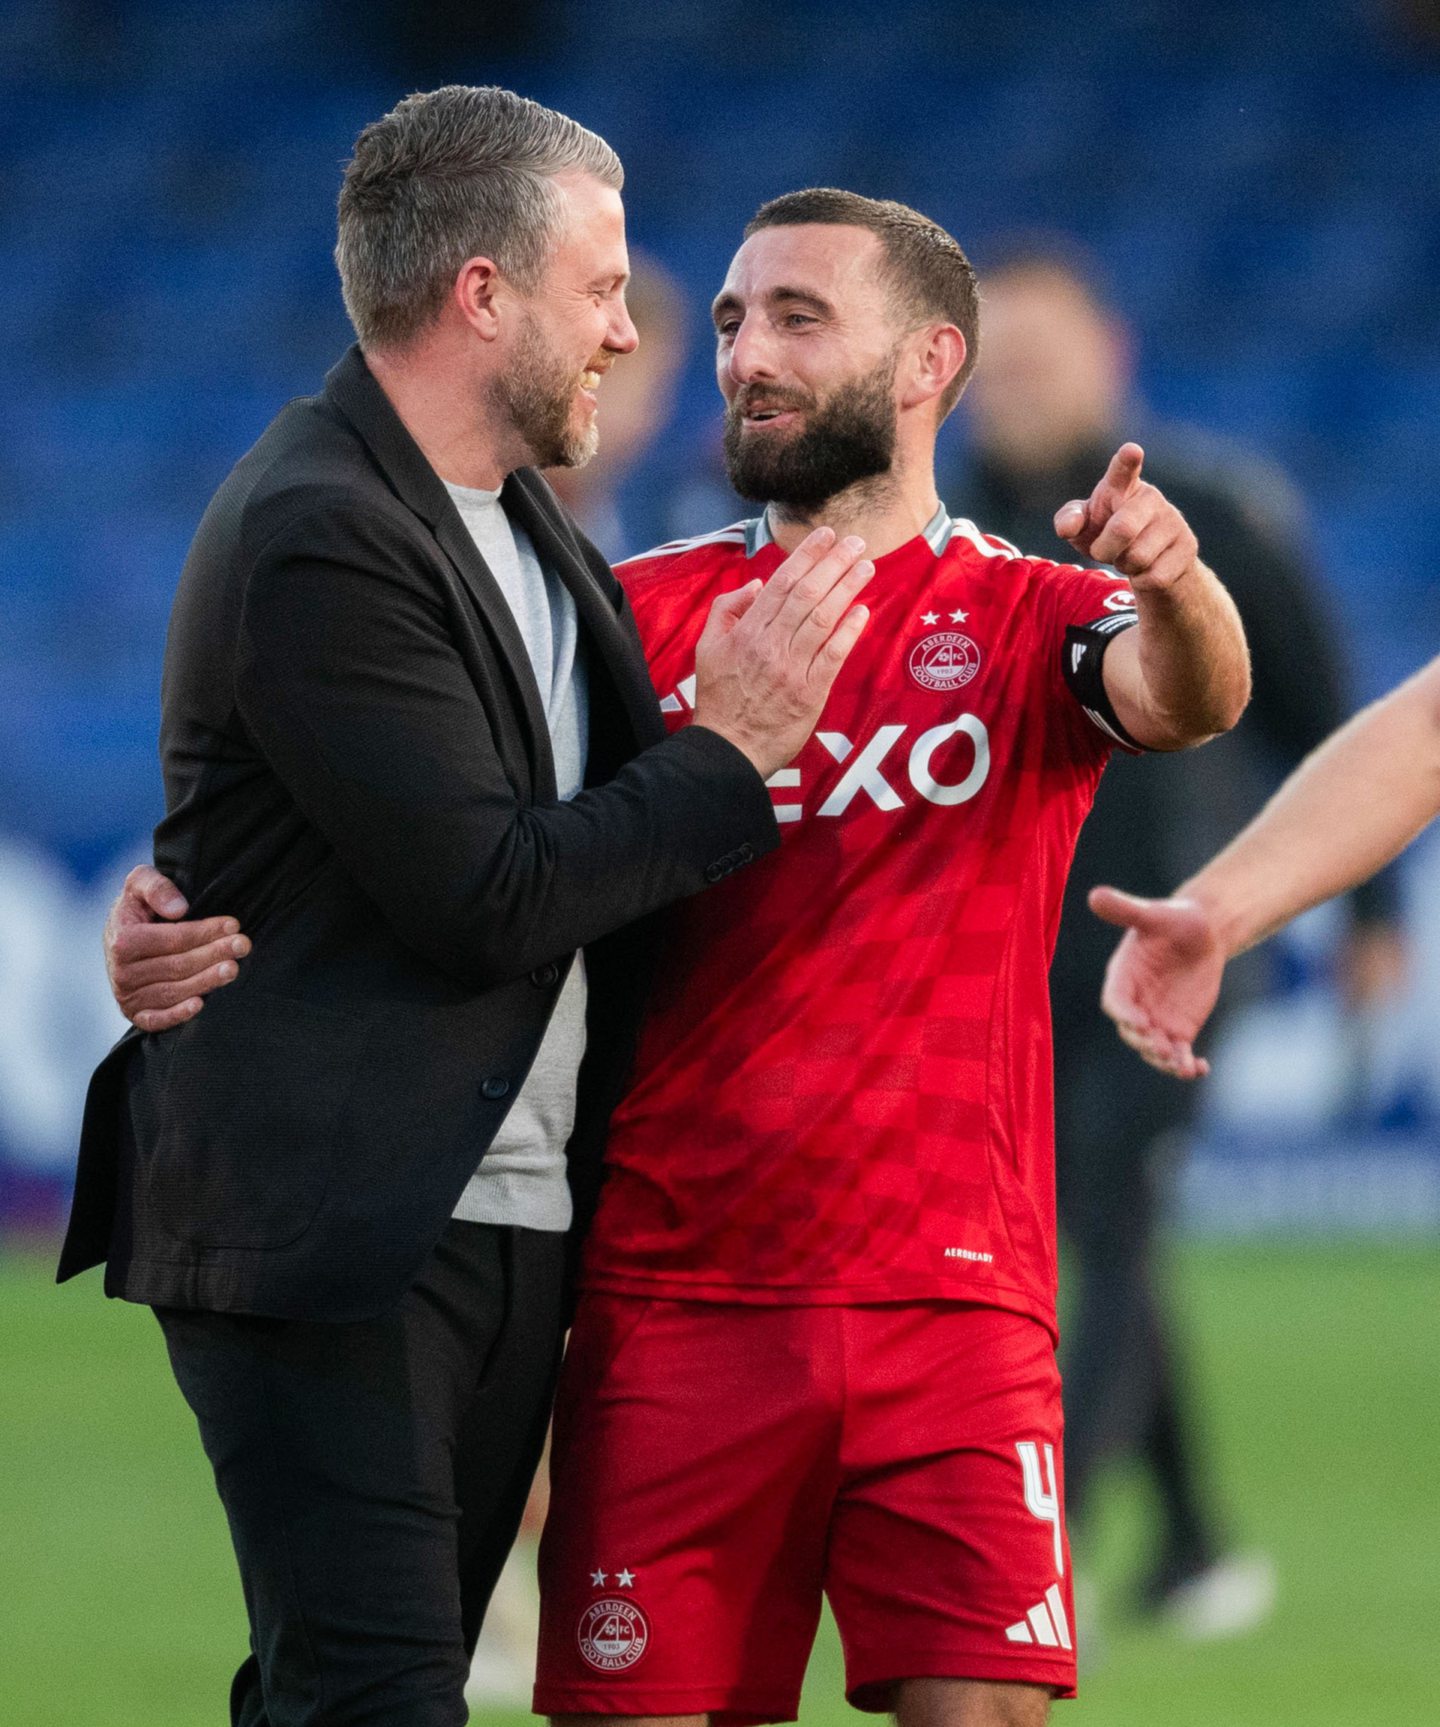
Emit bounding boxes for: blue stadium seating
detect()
[2,0,1438,870]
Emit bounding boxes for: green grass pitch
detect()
[3,1241,1437,1725]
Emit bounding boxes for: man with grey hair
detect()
[63,85,872,1726]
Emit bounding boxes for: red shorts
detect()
[534,1295,1075,1723]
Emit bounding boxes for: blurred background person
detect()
[953,240,1408,1637]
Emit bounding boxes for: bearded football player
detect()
[106,189,1249,1726]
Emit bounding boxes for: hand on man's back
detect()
[106,864,250,1031]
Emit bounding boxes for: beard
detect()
[492,314,599,470]
[722,352,898,510]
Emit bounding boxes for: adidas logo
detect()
[1004,1583,1072,1650]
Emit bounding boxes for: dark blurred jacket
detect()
[960,427,1397,1025]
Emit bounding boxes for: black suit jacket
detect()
[59,346,778,1320]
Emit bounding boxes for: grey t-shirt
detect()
[444,480,590,1233]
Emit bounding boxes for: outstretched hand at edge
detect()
[1088,885,1226,1080]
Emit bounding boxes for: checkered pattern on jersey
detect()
[585,512,1135,1337]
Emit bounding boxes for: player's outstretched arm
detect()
[1091,652,1440,1076]
[1055,443,1250,751]
[105,865,251,1032]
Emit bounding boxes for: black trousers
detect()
[1053,1026,1219,1579]
[157,1220,565,1727]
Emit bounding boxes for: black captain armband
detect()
[1062,612,1146,752]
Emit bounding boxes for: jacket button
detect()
[481,1077,511,1101]
[530,962,559,987]
[704,861,725,883]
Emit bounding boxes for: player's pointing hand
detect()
[1054,443,1200,595]
[1052,443,1143,553]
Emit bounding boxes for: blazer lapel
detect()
[322,347,555,796]
[504,470,666,748]
[429,508,556,797]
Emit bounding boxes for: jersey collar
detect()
[748,502,952,560]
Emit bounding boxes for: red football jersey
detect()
[582,507,1139,1337]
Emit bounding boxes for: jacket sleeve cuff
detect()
[661,722,782,881]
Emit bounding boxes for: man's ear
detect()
[454,256,506,341]
[899,323,966,412]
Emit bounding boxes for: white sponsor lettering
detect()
[764,766,803,824]
[908,715,990,806]
[659,672,699,714]
[764,717,994,823]
[816,726,907,816]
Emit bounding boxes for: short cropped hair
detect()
[745,188,980,415]
[335,84,623,351]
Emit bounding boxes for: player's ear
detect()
[899,323,966,413]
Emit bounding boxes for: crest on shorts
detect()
[578,1598,650,1671]
[909,631,981,692]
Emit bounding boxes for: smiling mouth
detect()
[743,406,801,426]
[580,369,603,392]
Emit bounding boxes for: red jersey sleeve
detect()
[1029,559,1143,756]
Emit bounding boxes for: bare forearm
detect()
[1123,560,1250,748]
[1185,658,1440,955]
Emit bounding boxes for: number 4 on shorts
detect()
[1016,1441,1064,1577]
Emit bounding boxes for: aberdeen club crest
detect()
[578,1598,650,1671]
[909,630,981,692]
